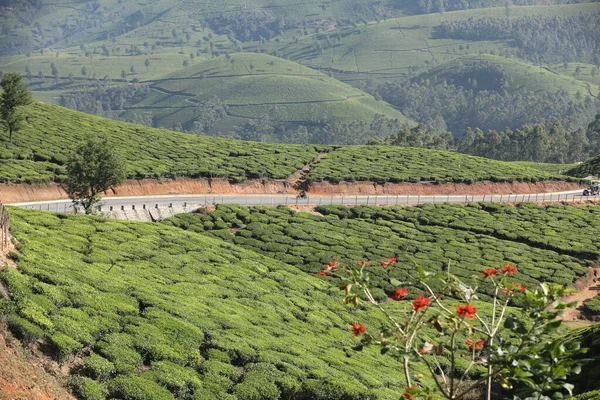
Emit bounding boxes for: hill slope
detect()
[414,55,599,100]
[0,207,414,399]
[0,100,576,186]
[117,53,415,134]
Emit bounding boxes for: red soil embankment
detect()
[308,181,582,196]
[0,324,75,400]
[0,179,583,204]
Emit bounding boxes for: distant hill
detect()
[413,55,598,101]
[109,53,415,136]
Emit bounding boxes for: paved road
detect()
[8,189,592,213]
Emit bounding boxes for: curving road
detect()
[8,189,592,213]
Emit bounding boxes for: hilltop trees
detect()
[63,136,126,214]
[0,72,32,144]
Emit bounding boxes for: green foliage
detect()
[173,203,592,302]
[83,353,116,381]
[0,72,32,143]
[1,208,416,399]
[108,375,174,400]
[583,297,600,316]
[0,101,320,183]
[306,145,572,184]
[63,136,126,213]
[70,376,108,400]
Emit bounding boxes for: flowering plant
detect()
[320,260,586,400]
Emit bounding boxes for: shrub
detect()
[70,376,108,400]
[6,314,44,343]
[108,376,173,400]
[82,353,116,381]
[50,332,83,361]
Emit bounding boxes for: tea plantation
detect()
[164,203,595,302]
[305,146,574,184]
[0,101,321,183]
[0,100,576,186]
[0,208,426,400]
[568,153,600,178]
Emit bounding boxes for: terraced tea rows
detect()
[164,203,594,301]
[0,208,416,400]
[0,100,577,186]
[305,146,574,184]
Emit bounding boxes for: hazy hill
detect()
[102,53,414,136]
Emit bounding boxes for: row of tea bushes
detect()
[1,208,421,400]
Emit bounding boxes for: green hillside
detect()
[165,203,595,300]
[118,53,414,133]
[277,3,599,84]
[0,208,410,400]
[567,155,600,178]
[414,55,599,100]
[0,101,321,184]
[0,100,576,185]
[305,146,575,184]
[4,0,580,57]
[2,2,597,143]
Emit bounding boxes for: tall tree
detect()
[0,73,32,144]
[62,136,127,214]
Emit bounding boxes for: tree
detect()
[63,136,127,214]
[144,58,150,73]
[183,59,189,70]
[0,73,32,144]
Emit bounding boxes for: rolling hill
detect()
[114,53,415,134]
[276,3,600,85]
[413,54,599,101]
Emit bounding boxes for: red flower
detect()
[325,260,338,271]
[351,322,366,336]
[502,283,527,295]
[456,303,477,319]
[500,264,517,275]
[483,268,498,278]
[392,288,409,300]
[465,338,484,350]
[357,261,371,266]
[318,270,327,276]
[412,296,431,312]
[403,386,419,399]
[381,257,397,267]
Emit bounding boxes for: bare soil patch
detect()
[0,179,583,204]
[560,262,600,321]
[0,323,75,400]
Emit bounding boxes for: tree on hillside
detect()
[144,58,150,73]
[63,136,127,214]
[0,73,33,144]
